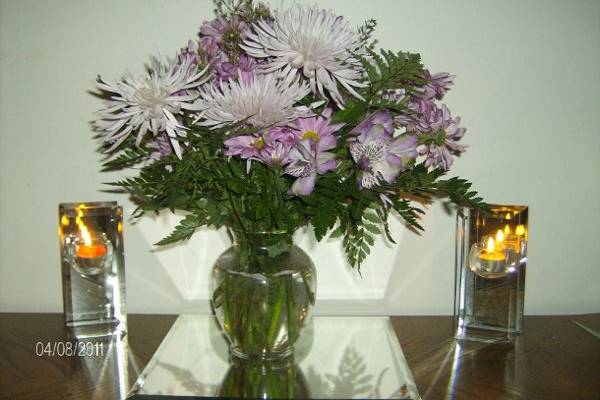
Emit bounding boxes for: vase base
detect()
[230,346,294,361]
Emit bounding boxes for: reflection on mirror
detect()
[129,315,419,399]
[71,326,138,400]
[218,356,310,399]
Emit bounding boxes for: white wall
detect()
[1,0,599,315]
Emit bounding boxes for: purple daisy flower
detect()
[178,40,201,68]
[200,17,233,44]
[146,132,173,163]
[417,104,466,170]
[350,111,418,189]
[285,109,344,196]
[419,70,455,100]
[199,36,219,63]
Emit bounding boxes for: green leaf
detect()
[363,223,382,234]
[331,100,368,125]
[155,213,204,246]
[101,148,148,171]
[328,225,344,239]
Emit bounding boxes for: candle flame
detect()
[75,207,92,245]
[515,225,525,236]
[486,237,495,252]
[495,229,504,243]
[80,224,92,245]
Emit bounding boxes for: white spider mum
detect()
[242,4,367,106]
[94,57,209,158]
[196,73,310,129]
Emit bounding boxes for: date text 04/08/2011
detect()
[35,341,104,357]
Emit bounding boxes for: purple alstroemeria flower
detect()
[285,109,344,196]
[350,110,418,189]
[259,141,293,167]
[353,108,394,138]
[223,126,296,167]
[258,126,296,167]
[417,104,466,170]
[224,134,263,159]
[267,126,296,147]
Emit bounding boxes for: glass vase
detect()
[210,231,316,360]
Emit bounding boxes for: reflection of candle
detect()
[501,224,526,253]
[515,225,525,236]
[75,214,107,259]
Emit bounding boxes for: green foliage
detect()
[101,148,147,171]
[356,48,426,98]
[435,177,490,213]
[155,213,204,245]
[357,19,378,50]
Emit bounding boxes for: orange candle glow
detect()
[76,244,107,258]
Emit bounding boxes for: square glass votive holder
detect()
[454,204,528,343]
[59,202,126,338]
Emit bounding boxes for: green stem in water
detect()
[286,276,297,343]
[226,189,248,241]
[266,280,286,349]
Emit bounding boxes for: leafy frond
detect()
[435,177,490,213]
[356,48,426,96]
[357,19,378,50]
[155,213,204,246]
[101,148,147,171]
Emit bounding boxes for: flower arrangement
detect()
[94,0,486,269]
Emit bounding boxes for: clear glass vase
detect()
[210,231,316,360]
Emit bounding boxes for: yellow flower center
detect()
[253,137,265,150]
[301,130,320,142]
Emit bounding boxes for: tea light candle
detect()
[74,214,107,259]
[469,230,510,278]
[480,236,505,261]
[76,243,107,259]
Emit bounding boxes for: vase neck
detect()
[229,231,293,274]
[233,230,293,253]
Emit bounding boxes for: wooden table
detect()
[1,313,598,399]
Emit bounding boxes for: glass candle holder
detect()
[59,202,126,338]
[454,204,528,343]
